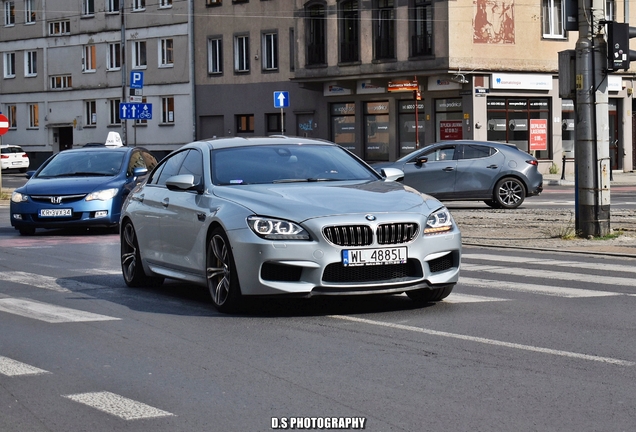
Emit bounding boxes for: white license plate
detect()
[342,247,407,267]
[39,208,72,217]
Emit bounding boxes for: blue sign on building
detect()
[130,71,144,89]
[119,103,152,120]
[273,91,289,108]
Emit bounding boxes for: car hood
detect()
[18,176,119,195]
[212,180,440,221]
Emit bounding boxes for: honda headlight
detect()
[424,207,453,234]
[11,191,28,203]
[247,216,310,240]
[85,188,118,202]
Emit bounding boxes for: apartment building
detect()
[0,0,194,166]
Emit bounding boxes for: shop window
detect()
[398,99,425,157]
[331,103,356,153]
[364,101,390,162]
[486,97,551,159]
[236,114,254,133]
[435,98,463,142]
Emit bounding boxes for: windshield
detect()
[37,151,125,178]
[211,144,380,185]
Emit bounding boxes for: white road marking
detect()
[0,271,107,292]
[463,253,636,275]
[459,277,621,298]
[64,392,174,420]
[330,315,635,367]
[444,293,509,303]
[0,356,50,376]
[461,263,636,287]
[0,298,120,323]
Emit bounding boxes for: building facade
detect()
[0,0,195,167]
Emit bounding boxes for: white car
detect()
[1,145,30,172]
[120,137,462,313]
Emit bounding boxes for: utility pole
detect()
[121,1,127,146]
[575,0,611,237]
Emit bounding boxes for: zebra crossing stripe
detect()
[64,392,174,420]
[0,356,49,376]
[444,293,509,303]
[0,298,120,323]
[462,254,636,275]
[0,271,108,293]
[459,277,621,298]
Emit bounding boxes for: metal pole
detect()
[121,1,127,145]
[281,107,284,134]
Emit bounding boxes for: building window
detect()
[410,0,432,56]
[107,43,121,70]
[82,0,95,16]
[206,0,222,5]
[109,99,121,125]
[262,32,278,71]
[25,0,35,24]
[4,1,15,26]
[106,0,120,13]
[208,37,223,74]
[266,113,286,133]
[289,27,295,71]
[339,0,359,63]
[28,103,39,128]
[132,41,147,68]
[50,75,73,90]
[7,105,17,128]
[542,0,565,39]
[236,114,254,133]
[25,51,37,77]
[486,97,551,159]
[4,53,15,78]
[83,45,96,72]
[161,97,175,124]
[330,103,356,153]
[306,4,326,65]
[605,0,615,20]
[85,100,97,126]
[49,20,70,35]
[159,38,173,66]
[374,0,395,60]
[234,34,250,72]
[132,0,145,11]
[160,0,172,7]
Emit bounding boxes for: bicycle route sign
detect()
[119,103,152,120]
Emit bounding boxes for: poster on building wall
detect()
[473,0,515,44]
[439,120,463,140]
[529,119,548,151]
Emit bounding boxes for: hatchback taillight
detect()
[21,154,28,158]
[526,159,538,166]
[0,155,8,159]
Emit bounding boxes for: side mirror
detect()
[25,170,35,179]
[380,167,404,182]
[166,174,197,191]
[132,166,148,178]
[415,156,428,166]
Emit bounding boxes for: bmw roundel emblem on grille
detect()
[365,214,376,221]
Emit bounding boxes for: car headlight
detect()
[11,191,28,203]
[424,207,453,235]
[247,216,310,240]
[85,188,119,202]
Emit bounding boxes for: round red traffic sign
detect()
[0,113,9,136]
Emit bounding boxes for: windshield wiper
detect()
[273,178,340,183]
[44,172,113,178]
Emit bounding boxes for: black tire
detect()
[18,227,36,236]
[406,285,454,303]
[493,177,525,209]
[121,221,164,288]
[484,199,501,209]
[206,228,242,313]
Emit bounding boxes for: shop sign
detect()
[427,76,462,91]
[358,81,386,94]
[324,83,353,96]
[608,75,622,92]
[388,80,419,92]
[491,73,553,90]
[529,119,548,151]
[439,120,463,140]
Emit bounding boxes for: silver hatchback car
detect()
[120,137,462,313]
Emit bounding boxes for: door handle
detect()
[162,198,169,207]
[442,167,455,172]
[487,165,498,169]
[132,193,144,203]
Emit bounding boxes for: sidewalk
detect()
[543,170,636,186]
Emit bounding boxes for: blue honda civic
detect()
[10,146,157,235]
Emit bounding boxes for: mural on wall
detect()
[473,0,515,44]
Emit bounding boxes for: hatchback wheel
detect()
[494,177,525,209]
[406,285,454,303]
[207,228,242,313]
[121,221,164,288]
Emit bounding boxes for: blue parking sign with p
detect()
[130,71,144,89]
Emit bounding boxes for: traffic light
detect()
[607,21,636,71]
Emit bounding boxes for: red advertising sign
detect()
[0,113,9,136]
[439,120,463,140]
[529,119,548,151]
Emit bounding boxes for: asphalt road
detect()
[1,204,635,431]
